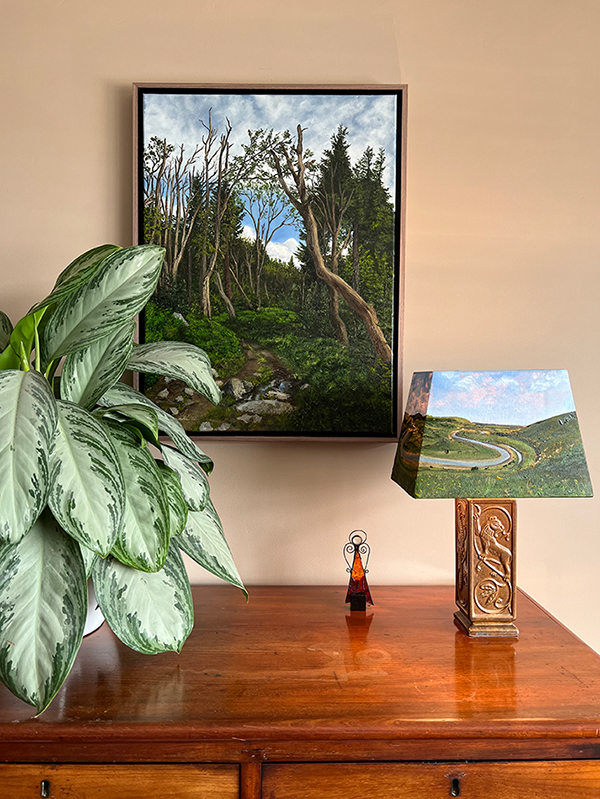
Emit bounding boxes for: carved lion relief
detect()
[471,503,514,618]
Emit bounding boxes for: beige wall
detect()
[2,0,600,648]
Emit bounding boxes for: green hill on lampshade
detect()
[392,411,593,499]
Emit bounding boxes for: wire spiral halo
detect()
[343,530,370,573]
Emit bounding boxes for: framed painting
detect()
[133,84,406,439]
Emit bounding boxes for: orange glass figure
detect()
[344,531,373,611]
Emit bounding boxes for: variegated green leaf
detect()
[0,370,57,544]
[0,510,87,713]
[161,445,209,511]
[178,499,245,595]
[103,420,169,573]
[2,307,50,371]
[80,542,99,578]
[93,402,159,447]
[0,345,20,371]
[0,311,12,352]
[29,245,121,313]
[48,401,125,556]
[60,321,135,409]
[121,423,148,446]
[157,462,188,537]
[128,341,221,405]
[92,544,193,655]
[42,245,164,365]
[97,383,213,473]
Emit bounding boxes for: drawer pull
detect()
[450,777,461,796]
[40,779,51,798]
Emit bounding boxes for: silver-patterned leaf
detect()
[177,499,245,595]
[93,402,159,447]
[157,462,188,537]
[161,445,209,511]
[41,245,164,365]
[48,401,125,556]
[29,245,121,313]
[0,370,57,544]
[0,510,87,713]
[128,341,221,405]
[80,542,99,578]
[92,544,193,655]
[103,420,170,573]
[0,311,12,352]
[97,383,213,473]
[60,321,135,409]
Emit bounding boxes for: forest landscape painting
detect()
[393,370,593,498]
[135,86,405,437]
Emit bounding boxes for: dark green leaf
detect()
[0,311,12,352]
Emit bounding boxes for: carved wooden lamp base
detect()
[454,498,518,638]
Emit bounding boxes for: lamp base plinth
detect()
[453,608,518,638]
[455,498,518,638]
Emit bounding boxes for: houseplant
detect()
[0,244,244,714]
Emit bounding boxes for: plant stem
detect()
[44,359,61,397]
[19,341,30,371]
[34,325,41,372]
[44,359,57,381]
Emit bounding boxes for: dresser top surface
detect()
[1,585,599,742]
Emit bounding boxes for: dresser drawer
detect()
[0,764,238,798]
[262,761,600,799]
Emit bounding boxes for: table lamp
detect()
[391,370,593,637]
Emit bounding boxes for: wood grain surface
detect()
[262,761,600,799]
[0,764,238,798]
[0,586,599,763]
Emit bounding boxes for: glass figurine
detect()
[344,530,373,611]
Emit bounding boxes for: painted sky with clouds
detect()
[143,92,397,264]
[427,370,576,426]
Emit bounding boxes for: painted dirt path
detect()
[147,342,303,432]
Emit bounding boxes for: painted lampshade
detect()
[392,370,593,499]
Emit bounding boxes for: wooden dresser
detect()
[1,585,600,798]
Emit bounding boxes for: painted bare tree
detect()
[252,126,393,365]
[197,122,258,317]
[239,181,297,310]
[143,136,204,288]
[143,116,256,316]
[313,126,354,346]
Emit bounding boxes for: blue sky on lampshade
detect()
[392,370,593,499]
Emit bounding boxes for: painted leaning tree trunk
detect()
[304,207,392,364]
[272,126,393,366]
